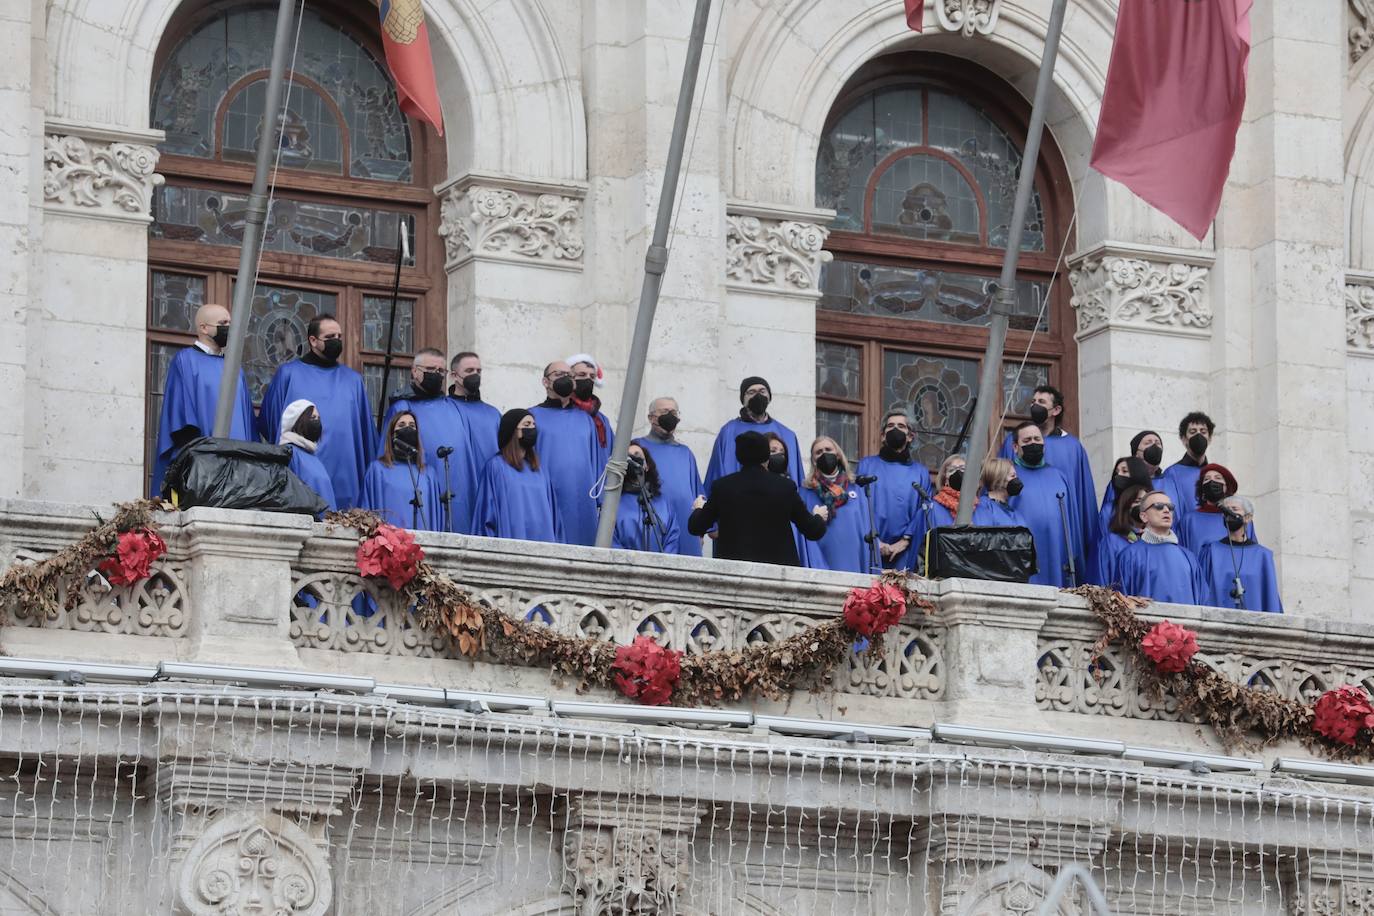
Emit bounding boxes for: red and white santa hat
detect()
[565,352,605,388]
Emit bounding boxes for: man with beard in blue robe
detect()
[1198,496,1282,612]
[1163,411,1215,528]
[856,410,932,570]
[1116,490,1203,604]
[705,376,803,492]
[449,351,501,462]
[1008,421,1087,588]
[150,303,254,496]
[257,314,375,510]
[633,397,703,556]
[276,399,336,515]
[384,348,479,534]
[529,360,606,546]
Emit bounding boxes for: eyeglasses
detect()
[546,371,571,381]
[1145,502,1175,513]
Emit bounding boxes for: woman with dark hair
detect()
[799,436,873,573]
[1091,483,1149,589]
[360,411,443,530]
[606,442,680,553]
[1097,456,1152,537]
[472,409,562,543]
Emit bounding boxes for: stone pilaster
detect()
[561,795,702,915]
[1348,272,1374,607]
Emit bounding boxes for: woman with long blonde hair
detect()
[798,436,873,573]
[904,453,971,574]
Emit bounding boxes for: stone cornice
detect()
[42,119,165,223]
[1068,241,1216,341]
[725,199,836,299]
[1346,269,1374,356]
[436,172,587,273]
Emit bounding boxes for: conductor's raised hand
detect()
[812,505,830,521]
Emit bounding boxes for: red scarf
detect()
[572,396,608,448]
[934,486,974,514]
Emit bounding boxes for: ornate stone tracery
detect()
[42,127,164,221]
[438,175,586,271]
[1346,278,1374,353]
[725,204,834,296]
[561,797,702,915]
[175,811,332,916]
[1068,244,1214,337]
[935,0,1003,38]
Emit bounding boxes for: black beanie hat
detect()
[499,408,532,449]
[1130,429,1161,455]
[739,376,771,402]
[735,431,770,466]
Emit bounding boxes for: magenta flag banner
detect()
[1090,0,1253,240]
[904,0,923,32]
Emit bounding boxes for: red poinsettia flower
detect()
[97,528,167,586]
[356,524,424,590]
[1139,619,1199,674]
[841,581,907,638]
[612,636,683,706]
[1313,685,1374,746]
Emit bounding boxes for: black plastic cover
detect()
[162,437,327,516]
[925,525,1038,583]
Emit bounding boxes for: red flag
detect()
[376,0,445,136]
[1089,0,1252,240]
[904,0,923,31]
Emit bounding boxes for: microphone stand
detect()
[911,482,934,576]
[398,443,423,530]
[857,475,881,574]
[635,486,668,552]
[1057,491,1078,587]
[437,446,455,533]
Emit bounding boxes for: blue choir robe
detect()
[705,416,803,492]
[1116,538,1203,605]
[1103,473,1186,531]
[1097,482,1124,537]
[972,497,1029,529]
[473,454,563,543]
[385,392,479,535]
[1090,531,1136,590]
[904,499,956,574]
[634,436,705,557]
[608,488,680,554]
[452,397,503,464]
[1179,508,1257,554]
[855,454,933,569]
[360,459,444,531]
[287,447,337,516]
[528,403,604,546]
[1001,428,1098,559]
[1008,462,1085,588]
[257,359,376,510]
[580,401,616,470]
[1163,459,1204,524]
[800,483,875,574]
[151,345,254,496]
[1198,538,1283,613]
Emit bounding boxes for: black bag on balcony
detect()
[162,437,328,516]
[924,525,1037,583]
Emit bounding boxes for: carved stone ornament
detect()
[1068,245,1213,338]
[561,797,702,915]
[957,862,1079,916]
[439,179,584,271]
[1347,279,1374,353]
[1353,0,1373,63]
[43,133,164,221]
[936,0,1003,38]
[175,810,331,916]
[725,212,834,296]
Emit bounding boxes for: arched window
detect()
[145,3,445,478]
[813,56,1074,470]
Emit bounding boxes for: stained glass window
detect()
[149,271,206,333]
[230,284,338,402]
[815,341,862,401]
[819,259,1049,332]
[817,409,861,463]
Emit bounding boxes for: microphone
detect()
[393,438,417,460]
[855,474,878,486]
[911,481,931,502]
[436,446,454,459]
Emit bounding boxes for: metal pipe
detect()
[212,0,296,437]
[955,0,1070,525]
[593,0,714,548]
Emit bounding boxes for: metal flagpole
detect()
[954,0,1069,524]
[593,0,713,549]
[212,0,296,437]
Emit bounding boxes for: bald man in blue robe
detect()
[1007,422,1088,588]
[529,360,608,546]
[634,397,704,556]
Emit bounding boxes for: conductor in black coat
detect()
[688,431,829,566]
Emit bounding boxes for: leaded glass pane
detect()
[1001,363,1050,417]
[883,351,978,470]
[222,80,344,175]
[819,259,1049,332]
[149,272,206,332]
[151,7,412,181]
[152,186,415,266]
[816,341,861,401]
[230,284,338,403]
[364,364,415,412]
[871,154,979,243]
[362,295,415,353]
[816,90,923,230]
[145,341,185,487]
[816,409,860,464]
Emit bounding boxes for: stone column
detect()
[1349,273,1374,602]
[31,119,163,502]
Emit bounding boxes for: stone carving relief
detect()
[935,0,1003,38]
[439,181,584,270]
[561,797,701,915]
[1068,249,1213,336]
[725,214,833,295]
[1347,281,1374,352]
[5,547,188,636]
[43,134,164,220]
[1353,0,1373,63]
[959,863,1078,916]
[175,811,331,916]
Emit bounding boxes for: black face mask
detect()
[627,455,645,480]
[947,469,965,492]
[1187,432,1209,456]
[815,452,840,475]
[318,338,343,362]
[296,415,322,443]
[1112,474,1132,493]
[393,425,420,456]
[656,412,680,433]
[1006,478,1024,498]
[417,370,444,397]
[461,373,481,395]
[746,392,770,416]
[1201,480,1226,503]
[1224,511,1246,533]
[1029,404,1050,426]
[551,376,575,398]
[767,453,788,474]
[518,428,538,449]
[883,428,909,451]
[211,325,230,348]
[573,378,595,400]
[1020,443,1045,466]
[1142,444,1164,467]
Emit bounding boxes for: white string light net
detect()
[0,684,1371,914]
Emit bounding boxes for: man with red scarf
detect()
[566,353,615,471]
[529,359,613,546]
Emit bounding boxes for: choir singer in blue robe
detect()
[1179,463,1257,552]
[1116,490,1203,605]
[449,351,502,463]
[1198,496,1282,612]
[904,455,965,575]
[151,303,254,496]
[800,437,874,573]
[608,443,680,553]
[1097,456,1152,538]
[257,314,375,510]
[361,412,443,530]
[1162,411,1215,528]
[1091,484,1148,590]
[633,397,703,556]
[567,354,616,471]
[384,348,479,535]
[473,409,563,543]
[971,459,1030,528]
[529,361,607,546]
[855,410,932,569]
[1008,422,1086,588]
[276,399,336,515]
[705,377,803,491]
